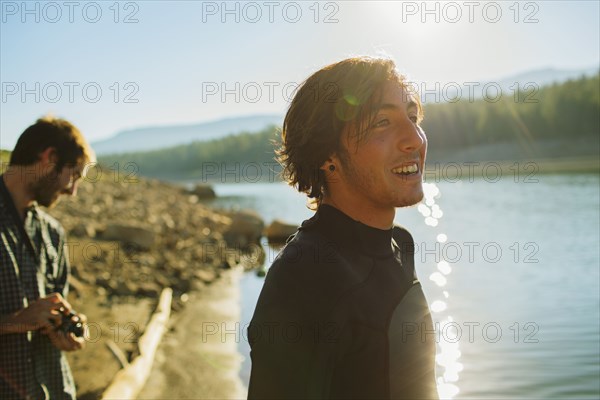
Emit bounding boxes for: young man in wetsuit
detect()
[247,56,439,399]
[0,117,94,399]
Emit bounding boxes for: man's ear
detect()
[319,156,336,173]
[38,147,59,170]
[320,152,343,171]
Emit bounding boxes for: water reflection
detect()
[421,183,462,399]
[430,300,447,313]
[418,203,431,217]
[429,272,447,286]
[438,261,452,275]
[425,216,439,227]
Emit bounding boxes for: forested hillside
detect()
[97,73,599,180]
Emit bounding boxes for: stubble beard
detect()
[339,150,424,209]
[30,169,62,208]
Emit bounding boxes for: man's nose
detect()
[397,121,426,152]
[64,181,78,196]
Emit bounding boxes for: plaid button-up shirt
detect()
[0,175,76,399]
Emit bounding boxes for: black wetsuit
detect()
[248,204,439,399]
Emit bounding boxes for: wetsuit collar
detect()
[302,204,394,258]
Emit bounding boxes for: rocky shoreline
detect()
[46,172,271,398]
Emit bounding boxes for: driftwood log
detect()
[101,288,173,399]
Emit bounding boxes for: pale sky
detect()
[1,0,599,149]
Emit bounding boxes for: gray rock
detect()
[102,223,156,250]
[195,269,217,283]
[136,282,160,298]
[70,223,96,238]
[188,184,216,199]
[223,210,264,248]
[114,280,136,296]
[265,220,298,244]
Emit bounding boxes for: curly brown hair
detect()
[277,56,421,209]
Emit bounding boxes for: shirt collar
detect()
[300,204,394,258]
[0,174,39,220]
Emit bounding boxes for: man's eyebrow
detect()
[376,100,418,112]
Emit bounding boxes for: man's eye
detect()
[373,118,390,128]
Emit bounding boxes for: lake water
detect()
[207,174,599,399]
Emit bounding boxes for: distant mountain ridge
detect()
[422,65,599,103]
[495,66,599,88]
[92,114,283,155]
[92,65,598,155]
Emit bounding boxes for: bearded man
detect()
[1,116,94,399]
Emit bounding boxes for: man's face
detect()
[31,163,83,208]
[334,81,427,211]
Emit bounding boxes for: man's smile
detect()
[391,161,420,175]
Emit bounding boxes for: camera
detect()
[58,312,84,338]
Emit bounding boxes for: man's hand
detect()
[0,293,72,334]
[41,313,87,352]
